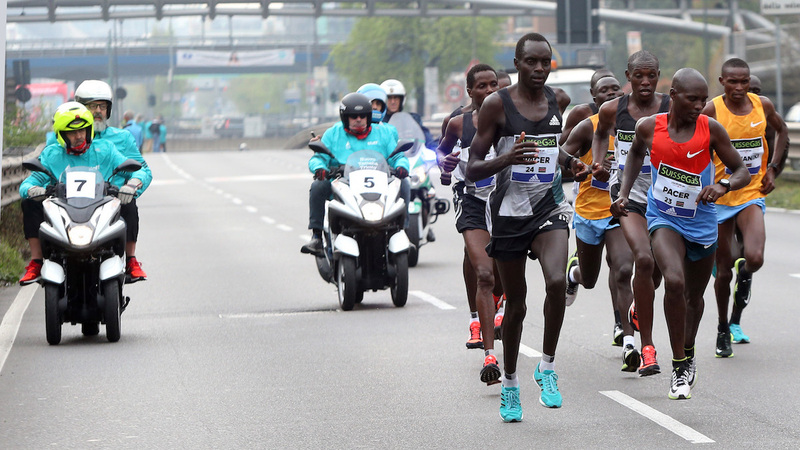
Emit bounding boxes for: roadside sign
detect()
[445,83,464,103]
[761,0,800,15]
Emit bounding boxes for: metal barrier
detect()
[1,145,44,208]
[787,122,800,170]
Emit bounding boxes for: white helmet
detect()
[380,79,406,97]
[75,80,114,120]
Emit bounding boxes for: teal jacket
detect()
[46,127,152,197]
[20,139,128,198]
[309,123,408,173]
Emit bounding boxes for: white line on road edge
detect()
[599,390,715,444]
[0,285,38,375]
[409,291,456,310]
[518,344,542,358]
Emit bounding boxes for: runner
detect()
[613,67,749,399]
[701,58,788,356]
[591,50,670,375]
[467,33,586,422]
[560,76,646,373]
[437,64,505,383]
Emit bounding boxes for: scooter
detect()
[311,141,413,311]
[23,158,142,345]
[388,112,450,266]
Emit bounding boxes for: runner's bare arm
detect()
[709,118,749,192]
[590,99,618,182]
[466,92,506,181]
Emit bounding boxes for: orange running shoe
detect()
[466,321,483,349]
[126,256,147,283]
[628,301,639,332]
[19,260,43,285]
[494,311,504,340]
[480,354,501,385]
[638,344,660,376]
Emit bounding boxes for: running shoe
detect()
[730,323,750,344]
[565,252,579,306]
[125,256,147,283]
[668,362,692,400]
[19,259,42,286]
[533,363,562,408]
[494,311,504,341]
[638,344,660,376]
[500,386,523,422]
[715,331,734,358]
[481,354,501,385]
[687,356,697,389]
[621,344,641,372]
[612,322,624,347]
[733,258,752,310]
[466,321,483,349]
[628,301,639,332]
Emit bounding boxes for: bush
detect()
[0,201,27,284]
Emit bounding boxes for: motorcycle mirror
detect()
[22,158,56,180]
[391,140,414,157]
[113,159,143,176]
[309,141,334,157]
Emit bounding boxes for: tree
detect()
[329,15,502,110]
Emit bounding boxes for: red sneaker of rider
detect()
[126,257,147,280]
[19,260,43,285]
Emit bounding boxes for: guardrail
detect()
[1,145,44,209]
[786,122,800,170]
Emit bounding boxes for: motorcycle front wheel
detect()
[44,284,63,345]
[391,252,409,307]
[103,280,121,342]
[337,256,358,311]
[407,212,421,267]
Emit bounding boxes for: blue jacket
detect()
[20,140,128,198]
[124,120,144,150]
[309,123,408,173]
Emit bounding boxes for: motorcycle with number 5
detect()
[23,158,142,345]
[311,141,413,311]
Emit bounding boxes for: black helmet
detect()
[339,92,372,132]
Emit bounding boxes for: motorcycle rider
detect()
[300,92,410,255]
[18,102,133,284]
[380,79,437,149]
[74,80,153,283]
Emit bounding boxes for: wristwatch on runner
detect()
[718,178,731,192]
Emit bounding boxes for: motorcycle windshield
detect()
[388,112,426,157]
[58,166,106,208]
[343,150,391,179]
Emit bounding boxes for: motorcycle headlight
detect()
[68,225,94,246]
[361,202,384,222]
[411,166,427,186]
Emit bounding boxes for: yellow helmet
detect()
[53,101,94,149]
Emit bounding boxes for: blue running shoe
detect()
[730,323,750,344]
[499,386,523,422]
[533,363,562,408]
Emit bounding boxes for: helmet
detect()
[74,80,114,120]
[380,79,406,97]
[357,83,388,123]
[339,92,372,132]
[53,101,94,149]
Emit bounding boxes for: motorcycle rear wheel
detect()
[337,256,358,311]
[81,322,100,336]
[407,213,421,267]
[44,284,62,345]
[103,280,121,342]
[391,252,409,307]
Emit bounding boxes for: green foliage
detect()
[3,104,47,148]
[0,202,27,284]
[329,16,503,94]
[227,74,303,115]
[766,177,800,209]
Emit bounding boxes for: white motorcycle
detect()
[310,141,412,311]
[23,158,142,345]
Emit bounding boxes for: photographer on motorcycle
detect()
[19,102,133,285]
[301,92,410,255]
[380,79,437,149]
[74,80,153,282]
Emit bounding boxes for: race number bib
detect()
[590,150,614,190]
[349,170,388,196]
[65,171,96,199]
[727,137,764,176]
[616,130,651,174]
[463,145,496,188]
[652,163,701,218]
[510,134,558,183]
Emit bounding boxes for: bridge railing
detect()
[1,145,44,208]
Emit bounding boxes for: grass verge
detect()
[0,202,28,285]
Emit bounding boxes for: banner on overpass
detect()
[176,49,295,67]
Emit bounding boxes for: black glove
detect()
[314,168,328,181]
[395,167,409,179]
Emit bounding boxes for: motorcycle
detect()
[388,112,450,267]
[311,141,413,311]
[23,158,142,345]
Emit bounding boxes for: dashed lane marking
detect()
[276,224,293,232]
[205,173,308,183]
[518,344,542,358]
[409,290,456,310]
[600,390,715,444]
[261,216,276,224]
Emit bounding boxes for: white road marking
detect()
[205,173,308,183]
[277,224,293,232]
[0,285,38,375]
[231,198,242,205]
[261,216,276,224]
[518,344,542,358]
[600,390,715,444]
[409,290,456,310]
[299,234,311,242]
[245,206,258,213]
[790,274,800,279]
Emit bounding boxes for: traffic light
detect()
[13,60,31,86]
[556,0,600,45]
[148,94,156,107]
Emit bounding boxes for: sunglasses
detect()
[351,113,368,119]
